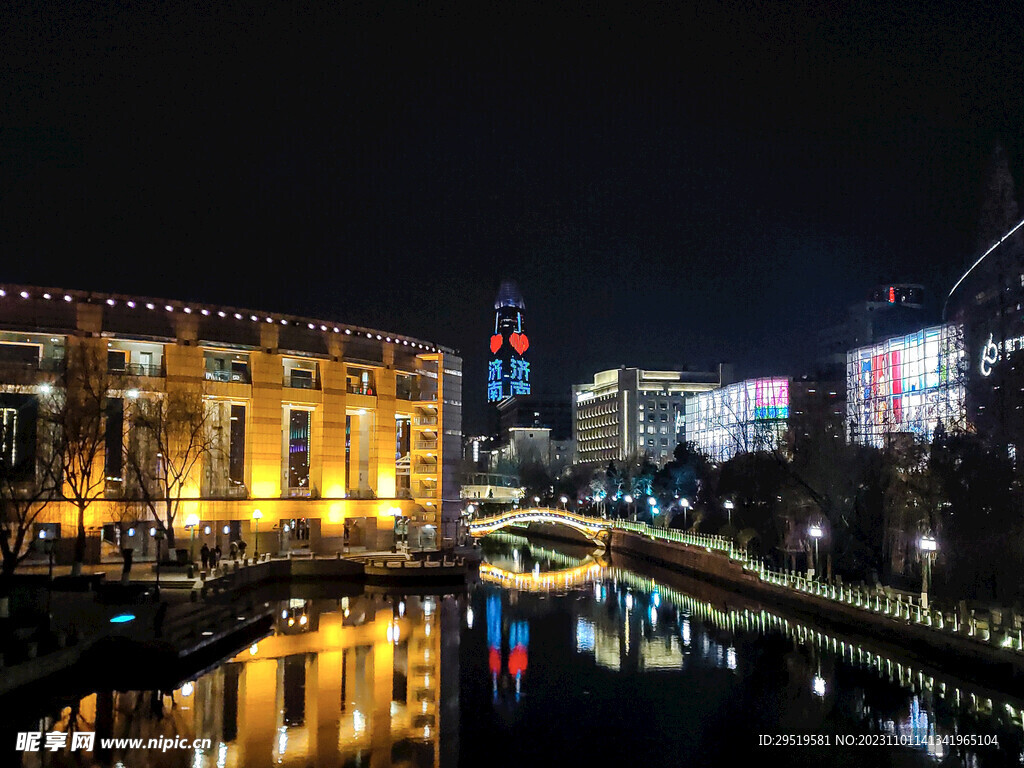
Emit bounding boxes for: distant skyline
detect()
[3,3,1024,431]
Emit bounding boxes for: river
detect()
[7,533,1023,766]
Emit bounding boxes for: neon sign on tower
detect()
[487,280,530,402]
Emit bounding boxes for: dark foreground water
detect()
[7,534,1024,767]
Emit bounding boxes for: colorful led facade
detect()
[688,377,790,462]
[846,324,966,447]
[487,281,530,402]
[0,284,463,556]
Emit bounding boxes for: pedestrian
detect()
[238,539,247,559]
[230,540,238,560]
[213,544,222,568]
[200,542,210,570]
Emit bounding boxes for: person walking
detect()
[213,544,222,569]
[200,542,210,570]
[229,540,238,560]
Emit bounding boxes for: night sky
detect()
[3,3,1024,431]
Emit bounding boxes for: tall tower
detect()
[487,280,530,403]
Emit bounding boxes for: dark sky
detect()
[3,2,1024,431]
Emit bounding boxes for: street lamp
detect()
[808,523,824,579]
[681,498,690,528]
[560,495,568,510]
[39,530,54,614]
[723,499,734,527]
[533,496,540,508]
[184,513,200,563]
[252,509,263,560]
[920,535,938,610]
[624,494,634,520]
[153,527,165,590]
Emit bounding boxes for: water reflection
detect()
[20,593,459,768]
[11,533,1024,767]
[473,533,1023,766]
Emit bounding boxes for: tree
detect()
[50,344,112,576]
[109,498,144,583]
[0,394,61,583]
[123,387,217,551]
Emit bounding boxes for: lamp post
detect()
[808,523,823,579]
[185,513,200,564]
[647,496,656,523]
[560,495,568,510]
[252,509,263,560]
[920,535,938,610]
[533,496,540,508]
[681,498,690,529]
[39,530,54,615]
[723,499,734,527]
[624,494,634,521]
[152,527,165,590]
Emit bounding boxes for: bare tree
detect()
[123,387,217,552]
[0,394,61,582]
[109,498,144,583]
[50,344,111,577]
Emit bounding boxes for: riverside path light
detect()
[723,499,734,526]
[624,494,634,520]
[185,513,200,563]
[560,495,568,510]
[808,523,824,579]
[920,535,938,610]
[252,509,263,560]
[681,498,690,528]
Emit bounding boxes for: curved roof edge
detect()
[0,283,459,356]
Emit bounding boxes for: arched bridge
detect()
[468,508,612,546]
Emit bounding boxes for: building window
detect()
[104,397,124,480]
[288,410,311,491]
[229,405,246,485]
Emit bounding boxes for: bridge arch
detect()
[468,508,612,546]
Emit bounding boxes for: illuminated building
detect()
[945,216,1024,449]
[0,285,462,556]
[573,365,730,466]
[846,324,966,447]
[487,280,530,403]
[688,377,790,462]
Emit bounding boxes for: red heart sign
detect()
[510,332,529,355]
[490,334,502,354]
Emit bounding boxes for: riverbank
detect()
[608,528,1024,687]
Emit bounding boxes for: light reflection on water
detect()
[12,533,1024,767]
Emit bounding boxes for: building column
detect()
[373,351,397,498]
[319,359,348,498]
[249,351,284,499]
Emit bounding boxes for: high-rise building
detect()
[818,284,931,375]
[573,365,730,466]
[487,280,530,403]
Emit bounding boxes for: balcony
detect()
[347,383,375,396]
[286,485,312,498]
[285,372,319,390]
[413,439,437,451]
[205,368,251,384]
[109,363,163,377]
[0,357,64,385]
[414,416,438,427]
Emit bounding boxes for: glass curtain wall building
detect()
[846,323,967,447]
[688,377,790,462]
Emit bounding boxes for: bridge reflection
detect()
[477,532,1024,756]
